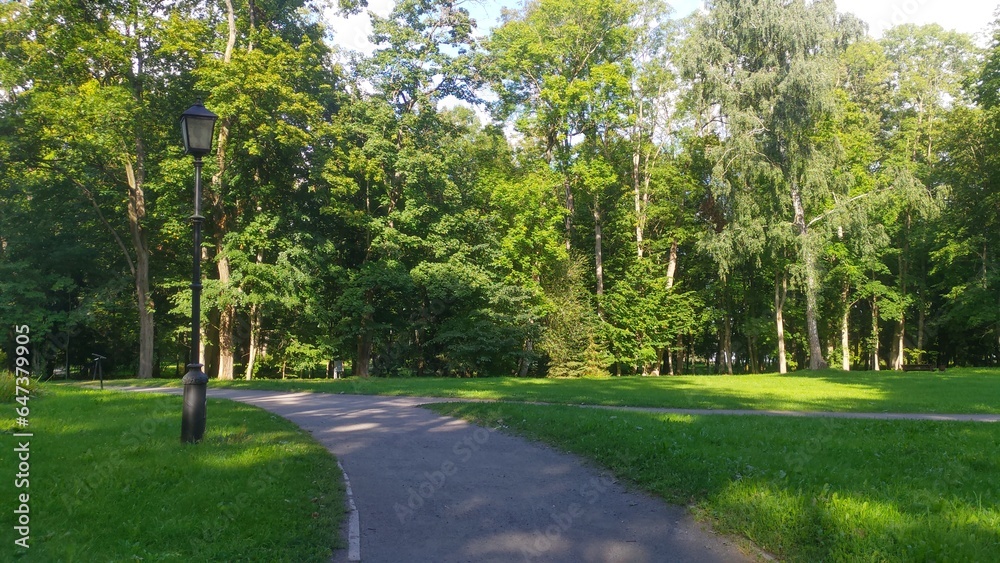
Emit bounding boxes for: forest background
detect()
[2,0,999,380]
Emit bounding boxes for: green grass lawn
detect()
[111,367,1000,414]
[427,401,1000,562]
[0,385,345,561]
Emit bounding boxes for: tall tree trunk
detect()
[775,270,788,374]
[723,315,733,375]
[718,274,733,375]
[563,177,574,252]
[675,334,686,375]
[791,181,827,370]
[655,238,679,375]
[200,312,209,375]
[216,253,235,380]
[665,238,678,288]
[247,0,257,51]
[841,284,851,371]
[244,248,264,380]
[633,125,644,259]
[124,157,154,379]
[518,337,533,377]
[715,333,722,374]
[632,103,653,260]
[803,250,826,370]
[651,348,664,377]
[207,0,238,380]
[917,303,925,362]
[872,296,881,371]
[245,303,261,380]
[222,0,237,61]
[199,245,210,374]
[892,212,911,370]
[593,205,604,298]
[890,320,905,370]
[355,331,372,378]
[121,13,153,379]
[135,244,154,378]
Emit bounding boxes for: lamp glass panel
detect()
[184,116,215,154]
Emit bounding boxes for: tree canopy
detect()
[2,0,998,378]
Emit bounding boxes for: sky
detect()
[324,0,1000,55]
[834,0,996,39]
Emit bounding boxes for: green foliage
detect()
[603,260,703,373]
[538,260,609,377]
[2,0,999,381]
[486,0,638,152]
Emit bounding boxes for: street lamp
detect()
[180,100,217,443]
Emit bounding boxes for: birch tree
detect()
[683,0,864,370]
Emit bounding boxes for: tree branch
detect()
[74,178,138,277]
[807,188,887,228]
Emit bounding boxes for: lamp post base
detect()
[181,364,208,443]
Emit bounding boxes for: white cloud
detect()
[323,0,395,56]
[323,0,508,55]
[836,0,996,40]
[676,0,996,40]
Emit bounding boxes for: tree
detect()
[822,39,893,371]
[879,24,977,369]
[486,0,637,269]
[931,52,1000,364]
[0,0,204,378]
[327,0,481,376]
[193,0,337,378]
[683,0,865,370]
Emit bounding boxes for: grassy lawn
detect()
[427,401,1000,562]
[110,367,1000,414]
[0,384,345,561]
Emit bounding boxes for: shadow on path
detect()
[122,387,754,563]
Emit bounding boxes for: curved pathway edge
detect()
[116,387,756,563]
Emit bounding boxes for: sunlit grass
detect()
[109,367,1000,414]
[428,402,1000,562]
[0,386,345,561]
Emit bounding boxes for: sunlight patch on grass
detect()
[109,367,1000,414]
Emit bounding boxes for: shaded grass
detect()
[1,386,344,561]
[427,401,1000,562]
[110,367,1000,414]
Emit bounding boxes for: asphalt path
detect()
[126,388,752,563]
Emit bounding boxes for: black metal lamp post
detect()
[180,101,218,443]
